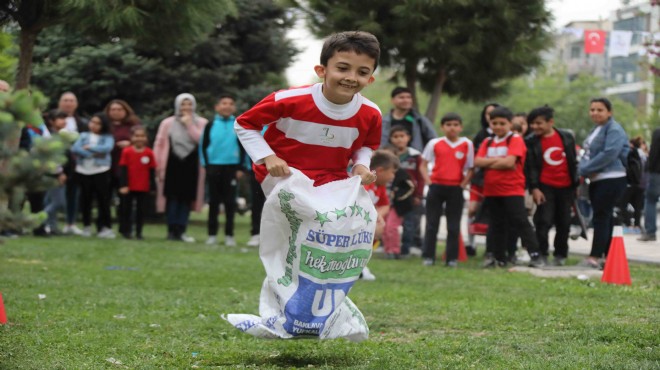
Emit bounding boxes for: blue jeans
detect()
[44,185,67,230]
[643,173,660,236]
[589,177,627,258]
[166,200,191,231]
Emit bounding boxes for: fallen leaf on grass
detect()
[38,294,46,300]
[113,314,126,319]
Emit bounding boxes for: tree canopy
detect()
[31,0,296,126]
[298,0,552,122]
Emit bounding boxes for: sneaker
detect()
[225,236,237,247]
[482,254,496,268]
[446,260,458,268]
[507,254,518,266]
[81,226,92,237]
[247,234,260,247]
[528,254,546,268]
[181,234,196,243]
[465,245,477,257]
[422,258,434,266]
[577,257,601,269]
[121,232,132,240]
[205,236,218,245]
[637,234,656,242]
[409,247,423,257]
[496,260,508,268]
[97,228,116,239]
[359,266,376,281]
[68,225,85,236]
[135,234,144,240]
[552,257,567,266]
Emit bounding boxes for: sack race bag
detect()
[224,169,376,342]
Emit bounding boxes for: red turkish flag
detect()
[584,30,606,54]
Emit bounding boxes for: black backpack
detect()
[626,148,643,185]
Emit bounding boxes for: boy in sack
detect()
[475,107,545,268]
[229,31,382,341]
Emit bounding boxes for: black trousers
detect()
[120,191,147,236]
[250,171,266,236]
[589,177,627,258]
[206,165,238,237]
[423,184,464,262]
[618,186,645,227]
[534,184,573,258]
[486,196,539,262]
[78,171,112,231]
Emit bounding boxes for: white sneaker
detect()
[422,258,434,266]
[409,247,423,257]
[81,226,92,237]
[247,234,260,247]
[225,236,236,247]
[67,224,84,236]
[360,266,376,281]
[181,234,196,243]
[97,227,116,239]
[205,236,218,245]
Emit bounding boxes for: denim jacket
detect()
[71,132,114,168]
[578,118,629,177]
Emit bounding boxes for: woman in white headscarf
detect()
[154,93,208,242]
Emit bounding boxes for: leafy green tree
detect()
[0,90,74,232]
[31,0,296,127]
[297,0,551,122]
[0,31,16,82]
[0,0,235,89]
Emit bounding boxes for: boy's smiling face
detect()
[314,51,376,104]
[490,117,512,138]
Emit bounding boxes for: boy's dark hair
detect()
[489,106,513,122]
[217,94,235,102]
[389,125,411,137]
[590,97,612,112]
[131,125,147,135]
[369,149,400,171]
[441,112,462,125]
[527,105,554,124]
[92,113,112,134]
[391,86,412,98]
[50,109,68,120]
[320,31,380,70]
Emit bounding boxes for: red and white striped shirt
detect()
[235,83,382,186]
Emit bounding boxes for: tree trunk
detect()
[15,27,40,90]
[425,68,447,123]
[404,60,418,110]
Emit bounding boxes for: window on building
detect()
[614,14,649,45]
[570,45,581,59]
[610,54,640,83]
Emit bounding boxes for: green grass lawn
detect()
[1,214,658,369]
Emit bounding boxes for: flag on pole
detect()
[609,30,633,57]
[584,30,606,54]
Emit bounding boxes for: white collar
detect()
[311,83,362,120]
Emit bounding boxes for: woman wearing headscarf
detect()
[154,94,208,242]
[578,97,629,269]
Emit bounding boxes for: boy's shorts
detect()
[470,185,484,202]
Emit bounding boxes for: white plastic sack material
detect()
[224,169,375,342]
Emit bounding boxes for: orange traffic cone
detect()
[601,226,631,285]
[0,292,6,324]
[441,235,468,262]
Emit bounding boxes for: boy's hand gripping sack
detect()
[224,169,375,342]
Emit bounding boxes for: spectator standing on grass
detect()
[387,125,424,256]
[380,87,436,252]
[525,105,578,266]
[618,136,646,232]
[420,113,474,267]
[154,93,207,243]
[475,106,545,268]
[58,92,88,235]
[40,111,72,235]
[118,126,156,240]
[578,98,629,268]
[639,127,660,242]
[104,99,141,235]
[71,113,115,238]
[199,95,245,247]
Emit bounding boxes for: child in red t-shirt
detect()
[118,126,157,239]
[361,150,398,280]
[475,107,544,268]
[420,113,474,267]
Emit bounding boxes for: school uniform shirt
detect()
[540,130,571,188]
[234,83,382,186]
[119,146,157,192]
[422,137,474,186]
[399,147,425,198]
[476,133,526,197]
[364,183,389,207]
